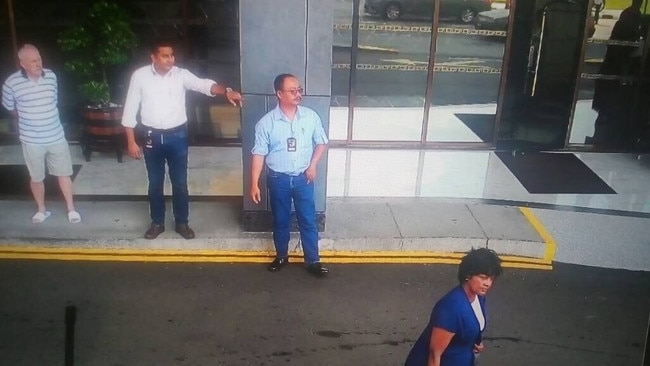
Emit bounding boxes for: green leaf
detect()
[57,1,137,105]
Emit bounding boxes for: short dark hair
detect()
[457,248,503,283]
[274,73,295,92]
[150,39,176,55]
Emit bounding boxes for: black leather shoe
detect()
[144,223,165,239]
[307,262,329,277]
[175,224,195,239]
[267,257,289,272]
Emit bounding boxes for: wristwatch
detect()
[225,87,233,94]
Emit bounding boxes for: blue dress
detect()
[404,285,486,366]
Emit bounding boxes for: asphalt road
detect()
[1,260,648,365]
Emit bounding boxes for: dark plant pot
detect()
[80,106,125,162]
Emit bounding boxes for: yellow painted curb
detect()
[0,207,555,271]
[519,207,557,265]
[0,246,551,270]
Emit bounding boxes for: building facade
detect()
[1,0,649,228]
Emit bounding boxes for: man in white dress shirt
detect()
[121,40,242,240]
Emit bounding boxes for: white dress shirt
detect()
[121,64,216,129]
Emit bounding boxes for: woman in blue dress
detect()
[405,248,503,366]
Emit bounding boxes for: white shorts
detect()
[22,140,73,182]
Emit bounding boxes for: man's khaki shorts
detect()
[22,140,73,182]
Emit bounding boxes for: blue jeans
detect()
[143,125,189,226]
[267,170,320,264]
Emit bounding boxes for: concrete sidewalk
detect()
[1,197,649,272]
[0,197,550,268]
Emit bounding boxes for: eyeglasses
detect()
[282,87,304,96]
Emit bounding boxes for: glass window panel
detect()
[351,3,432,141]
[326,149,348,196]
[346,150,420,196]
[331,0,354,140]
[420,151,490,197]
[183,0,241,144]
[427,0,507,143]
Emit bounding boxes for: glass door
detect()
[568,0,647,150]
[498,0,591,150]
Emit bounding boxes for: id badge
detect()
[287,137,297,152]
[145,130,153,149]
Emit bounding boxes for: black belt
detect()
[146,123,187,134]
[268,168,304,177]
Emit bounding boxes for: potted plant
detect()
[57,0,137,162]
[58,0,137,109]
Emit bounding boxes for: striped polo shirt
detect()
[2,68,65,145]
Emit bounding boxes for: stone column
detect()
[240,0,332,231]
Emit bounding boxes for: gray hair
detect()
[17,44,39,62]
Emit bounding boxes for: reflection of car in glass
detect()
[475,8,596,37]
[364,0,493,24]
[474,9,508,30]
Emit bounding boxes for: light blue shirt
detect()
[2,69,65,146]
[252,104,328,176]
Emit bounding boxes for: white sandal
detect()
[32,211,52,224]
[68,210,82,224]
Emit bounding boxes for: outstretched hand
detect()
[226,90,243,107]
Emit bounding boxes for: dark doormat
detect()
[495,152,616,194]
[0,164,82,197]
[454,113,495,142]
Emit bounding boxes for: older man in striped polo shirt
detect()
[2,44,81,224]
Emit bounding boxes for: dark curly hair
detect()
[457,248,503,283]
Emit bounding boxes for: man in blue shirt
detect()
[250,74,329,277]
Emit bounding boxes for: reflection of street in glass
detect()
[333,1,507,112]
[331,0,506,143]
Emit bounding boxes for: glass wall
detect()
[331,0,511,145]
